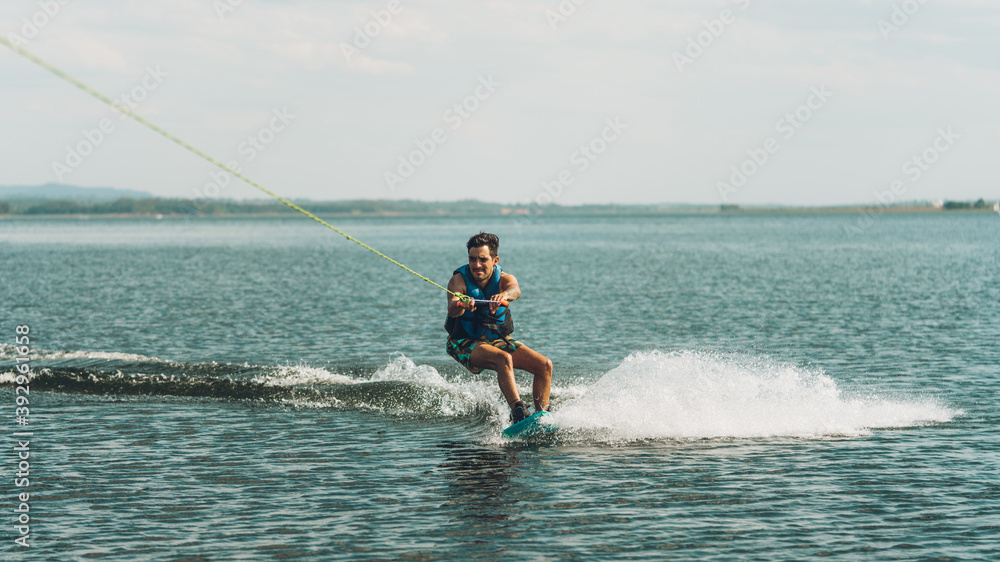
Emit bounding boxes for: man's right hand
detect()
[450,294,475,317]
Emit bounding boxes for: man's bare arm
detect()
[447,273,469,317]
[497,272,520,303]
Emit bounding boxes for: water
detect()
[1,212,998,560]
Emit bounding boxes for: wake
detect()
[552,350,958,440]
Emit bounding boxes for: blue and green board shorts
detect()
[446,337,522,374]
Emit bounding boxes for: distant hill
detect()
[0,184,991,217]
[0,184,155,201]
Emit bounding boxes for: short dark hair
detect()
[467,232,499,258]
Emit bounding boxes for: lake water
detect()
[1,212,998,559]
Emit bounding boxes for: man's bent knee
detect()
[485,351,513,373]
[497,352,514,372]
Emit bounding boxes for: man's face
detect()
[468,245,497,284]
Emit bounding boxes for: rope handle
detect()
[456,296,509,309]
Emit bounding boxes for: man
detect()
[445,232,552,423]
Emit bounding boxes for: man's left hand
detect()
[488,294,506,314]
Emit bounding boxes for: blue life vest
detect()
[445,264,515,340]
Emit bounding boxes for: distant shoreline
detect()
[3,182,999,218]
[1,188,997,218]
[1,201,996,219]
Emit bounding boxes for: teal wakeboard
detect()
[501,411,556,439]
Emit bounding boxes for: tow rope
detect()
[0,38,489,301]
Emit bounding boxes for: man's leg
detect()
[510,345,553,412]
[469,342,521,407]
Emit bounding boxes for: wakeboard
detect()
[501,411,556,439]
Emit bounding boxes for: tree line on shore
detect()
[0,198,507,216]
[0,197,995,216]
[943,199,993,210]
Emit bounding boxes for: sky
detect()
[1,0,998,206]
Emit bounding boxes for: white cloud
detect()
[1,0,998,205]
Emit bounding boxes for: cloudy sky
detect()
[2,0,997,206]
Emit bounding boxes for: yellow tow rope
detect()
[1,37,464,300]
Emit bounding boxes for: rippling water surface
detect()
[1,212,997,559]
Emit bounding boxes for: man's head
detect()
[466,232,500,284]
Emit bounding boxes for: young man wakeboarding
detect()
[446,232,552,423]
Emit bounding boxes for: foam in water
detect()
[255,364,356,387]
[256,355,499,417]
[364,355,499,416]
[254,355,449,388]
[0,344,170,364]
[370,354,449,386]
[552,350,958,440]
[0,372,26,385]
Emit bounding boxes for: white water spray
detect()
[552,350,958,440]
